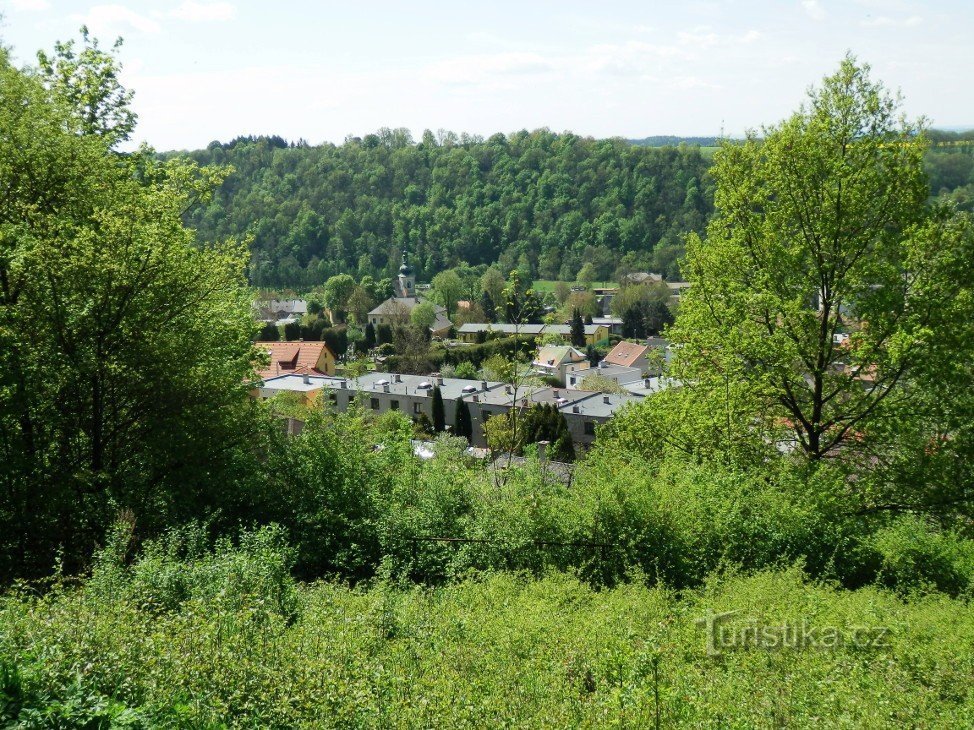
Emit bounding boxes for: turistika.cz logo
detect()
[696,610,891,657]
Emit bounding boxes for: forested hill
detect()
[172,129,714,288]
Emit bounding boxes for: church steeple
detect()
[397,249,415,297]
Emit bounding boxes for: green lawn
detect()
[532,279,617,293]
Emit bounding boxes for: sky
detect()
[1,0,972,151]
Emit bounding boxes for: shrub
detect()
[868,514,974,596]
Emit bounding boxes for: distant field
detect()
[532,279,617,292]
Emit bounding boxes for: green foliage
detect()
[671,56,974,484]
[409,301,437,330]
[453,360,479,380]
[453,398,473,441]
[570,308,585,347]
[431,386,445,432]
[869,514,974,596]
[257,322,281,341]
[0,48,262,579]
[36,28,136,147]
[2,567,974,726]
[176,130,716,288]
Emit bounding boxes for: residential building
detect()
[256,341,337,381]
[566,361,642,389]
[254,370,663,450]
[532,345,591,385]
[559,392,644,446]
[254,298,308,324]
[603,340,654,373]
[591,316,623,335]
[456,322,607,345]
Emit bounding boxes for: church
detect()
[368,252,452,337]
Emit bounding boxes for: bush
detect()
[90,520,298,621]
[868,514,974,596]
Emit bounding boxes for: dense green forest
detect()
[172,129,973,290]
[174,130,714,287]
[3,29,974,726]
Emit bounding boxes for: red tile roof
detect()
[604,341,650,368]
[256,341,334,380]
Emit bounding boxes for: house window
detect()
[370,398,380,410]
[346,394,354,406]
[413,402,423,414]
[584,421,596,436]
[390,400,400,411]
[328,392,337,402]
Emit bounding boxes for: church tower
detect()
[397,250,415,298]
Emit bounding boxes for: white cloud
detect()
[169,1,237,22]
[7,0,50,11]
[71,5,161,35]
[801,0,826,20]
[860,15,923,28]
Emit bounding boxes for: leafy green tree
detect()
[284,321,302,340]
[323,274,356,323]
[501,270,544,325]
[36,27,136,148]
[432,269,463,319]
[410,301,437,331]
[347,285,374,325]
[671,56,974,470]
[431,387,445,432]
[0,47,259,577]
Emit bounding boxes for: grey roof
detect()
[463,384,545,407]
[475,387,596,410]
[545,324,605,336]
[258,374,344,395]
[623,377,674,397]
[573,363,642,384]
[369,296,446,316]
[559,392,644,419]
[341,372,503,401]
[457,323,546,335]
[369,296,452,331]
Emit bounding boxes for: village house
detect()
[603,339,672,374]
[255,369,658,450]
[532,345,591,385]
[456,322,608,345]
[560,392,644,446]
[256,341,337,381]
[254,298,308,324]
[566,361,642,389]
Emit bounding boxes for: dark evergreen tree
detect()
[570,309,585,348]
[431,386,445,432]
[283,321,302,340]
[454,398,472,441]
[481,290,496,323]
[363,322,376,350]
[258,323,280,341]
[644,300,675,336]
